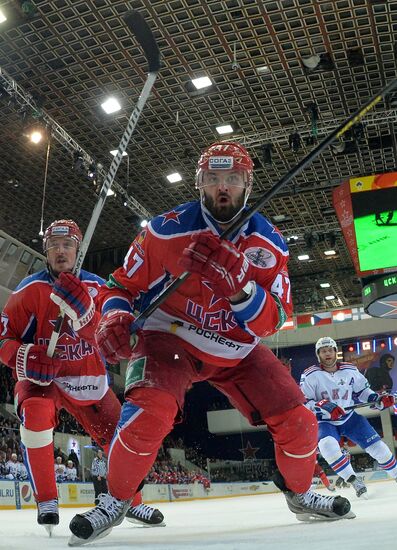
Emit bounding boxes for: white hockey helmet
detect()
[315,336,337,359]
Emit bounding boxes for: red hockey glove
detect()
[368,393,395,410]
[314,399,346,421]
[179,233,252,298]
[50,272,95,331]
[95,309,138,364]
[15,344,62,386]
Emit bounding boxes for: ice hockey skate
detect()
[68,493,130,546]
[37,498,59,537]
[125,503,165,527]
[273,471,355,522]
[348,475,368,498]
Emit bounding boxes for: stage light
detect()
[30,130,42,144]
[140,220,148,227]
[0,9,7,23]
[191,76,212,90]
[216,124,233,135]
[101,97,121,114]
[320,282,330,288]
[166,172,182,183]
[297,254,310,261]
[348,345,354,352]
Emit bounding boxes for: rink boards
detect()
[0,468,390,510]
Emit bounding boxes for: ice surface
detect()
[0,480,395,549]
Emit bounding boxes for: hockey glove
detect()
[314,399,346,421]
[368,393,395,410]
[179,233,252,298]
[95,309,138,364]
[15,344,62,386]
[50,272,95,331]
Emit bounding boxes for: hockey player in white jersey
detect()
[300,336,397,498]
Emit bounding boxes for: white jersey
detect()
[300,361,376,425]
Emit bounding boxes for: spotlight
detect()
[288,132,301,152]
[302,52,334,73]
[30,130,43,144]
[87,162,97,180]
[260,143,272,165]
[72,150,86,176]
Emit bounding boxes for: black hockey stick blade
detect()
[124,10,161,73]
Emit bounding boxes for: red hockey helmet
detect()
[43,219,82,252]
[196,142,254,189]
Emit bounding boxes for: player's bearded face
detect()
[318,347,337,368]
[201,169,249,223]
[46,237,78,276]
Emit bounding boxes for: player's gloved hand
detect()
[179,233,252,298]
[15,344,62,386]
[50,272,95,331]
[314,399,346,421]
[368,393,395,410]
[95,309,138,364]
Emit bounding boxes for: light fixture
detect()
[0,9,7,23]
[110,149,128,157]
[260,143,272,165]
[30,130,43,144]
[325,295,335,300]
[101,97,121,114]
[334,312,345,322]
[191,76,212,90]
[166,172,182,183]
[216,124,233,135]
[107,188,115,197]
[256,65,270,74]
[287,235,299,243]
[320,282,331,288]
[324,249,336,256]
[140,220,148,228]
[301,52,335,73]
[288,132,301,152]
[72,150,86,176]
[298,254,310,261]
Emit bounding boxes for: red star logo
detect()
[202,281,225,307]
[378,299,397,317]
[160,209,185,226]
[49,319,77,340]
[238,440,260,460]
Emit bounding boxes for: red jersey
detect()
[99,200,292,367]
[0,268,108,405]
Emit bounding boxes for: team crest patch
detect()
[245,247,277,268]
[125,357,146,389]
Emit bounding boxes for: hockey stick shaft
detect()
[134,77,397,325]
[47,11,160,357]
[345,392,397,411]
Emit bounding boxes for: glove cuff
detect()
[16,343,33,382]
[71,296,95,331]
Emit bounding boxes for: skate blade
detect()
[295,510,356,522]
[125,517,166,528]
[44,524,55,537]
[68,527,113,547]
[357,491,369,500]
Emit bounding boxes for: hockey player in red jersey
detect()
[69,142,354,545]
[0,219,163,535]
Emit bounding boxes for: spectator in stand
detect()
[91,450,108,505]
[68,449,80,475]
[54,456,66,483]
[365,354,395,392]
[65,460,78,482]
[5,453,19,479]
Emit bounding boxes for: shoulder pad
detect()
[14,269,50,292]
[246,213,288,255]
[149,201,206,237]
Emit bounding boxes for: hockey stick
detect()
[133,77,397,327]
[345,393,397,411]
[47,10,160,357]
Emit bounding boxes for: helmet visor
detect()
[196,167,249,190]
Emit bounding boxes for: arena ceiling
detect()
[0,0,396,312]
